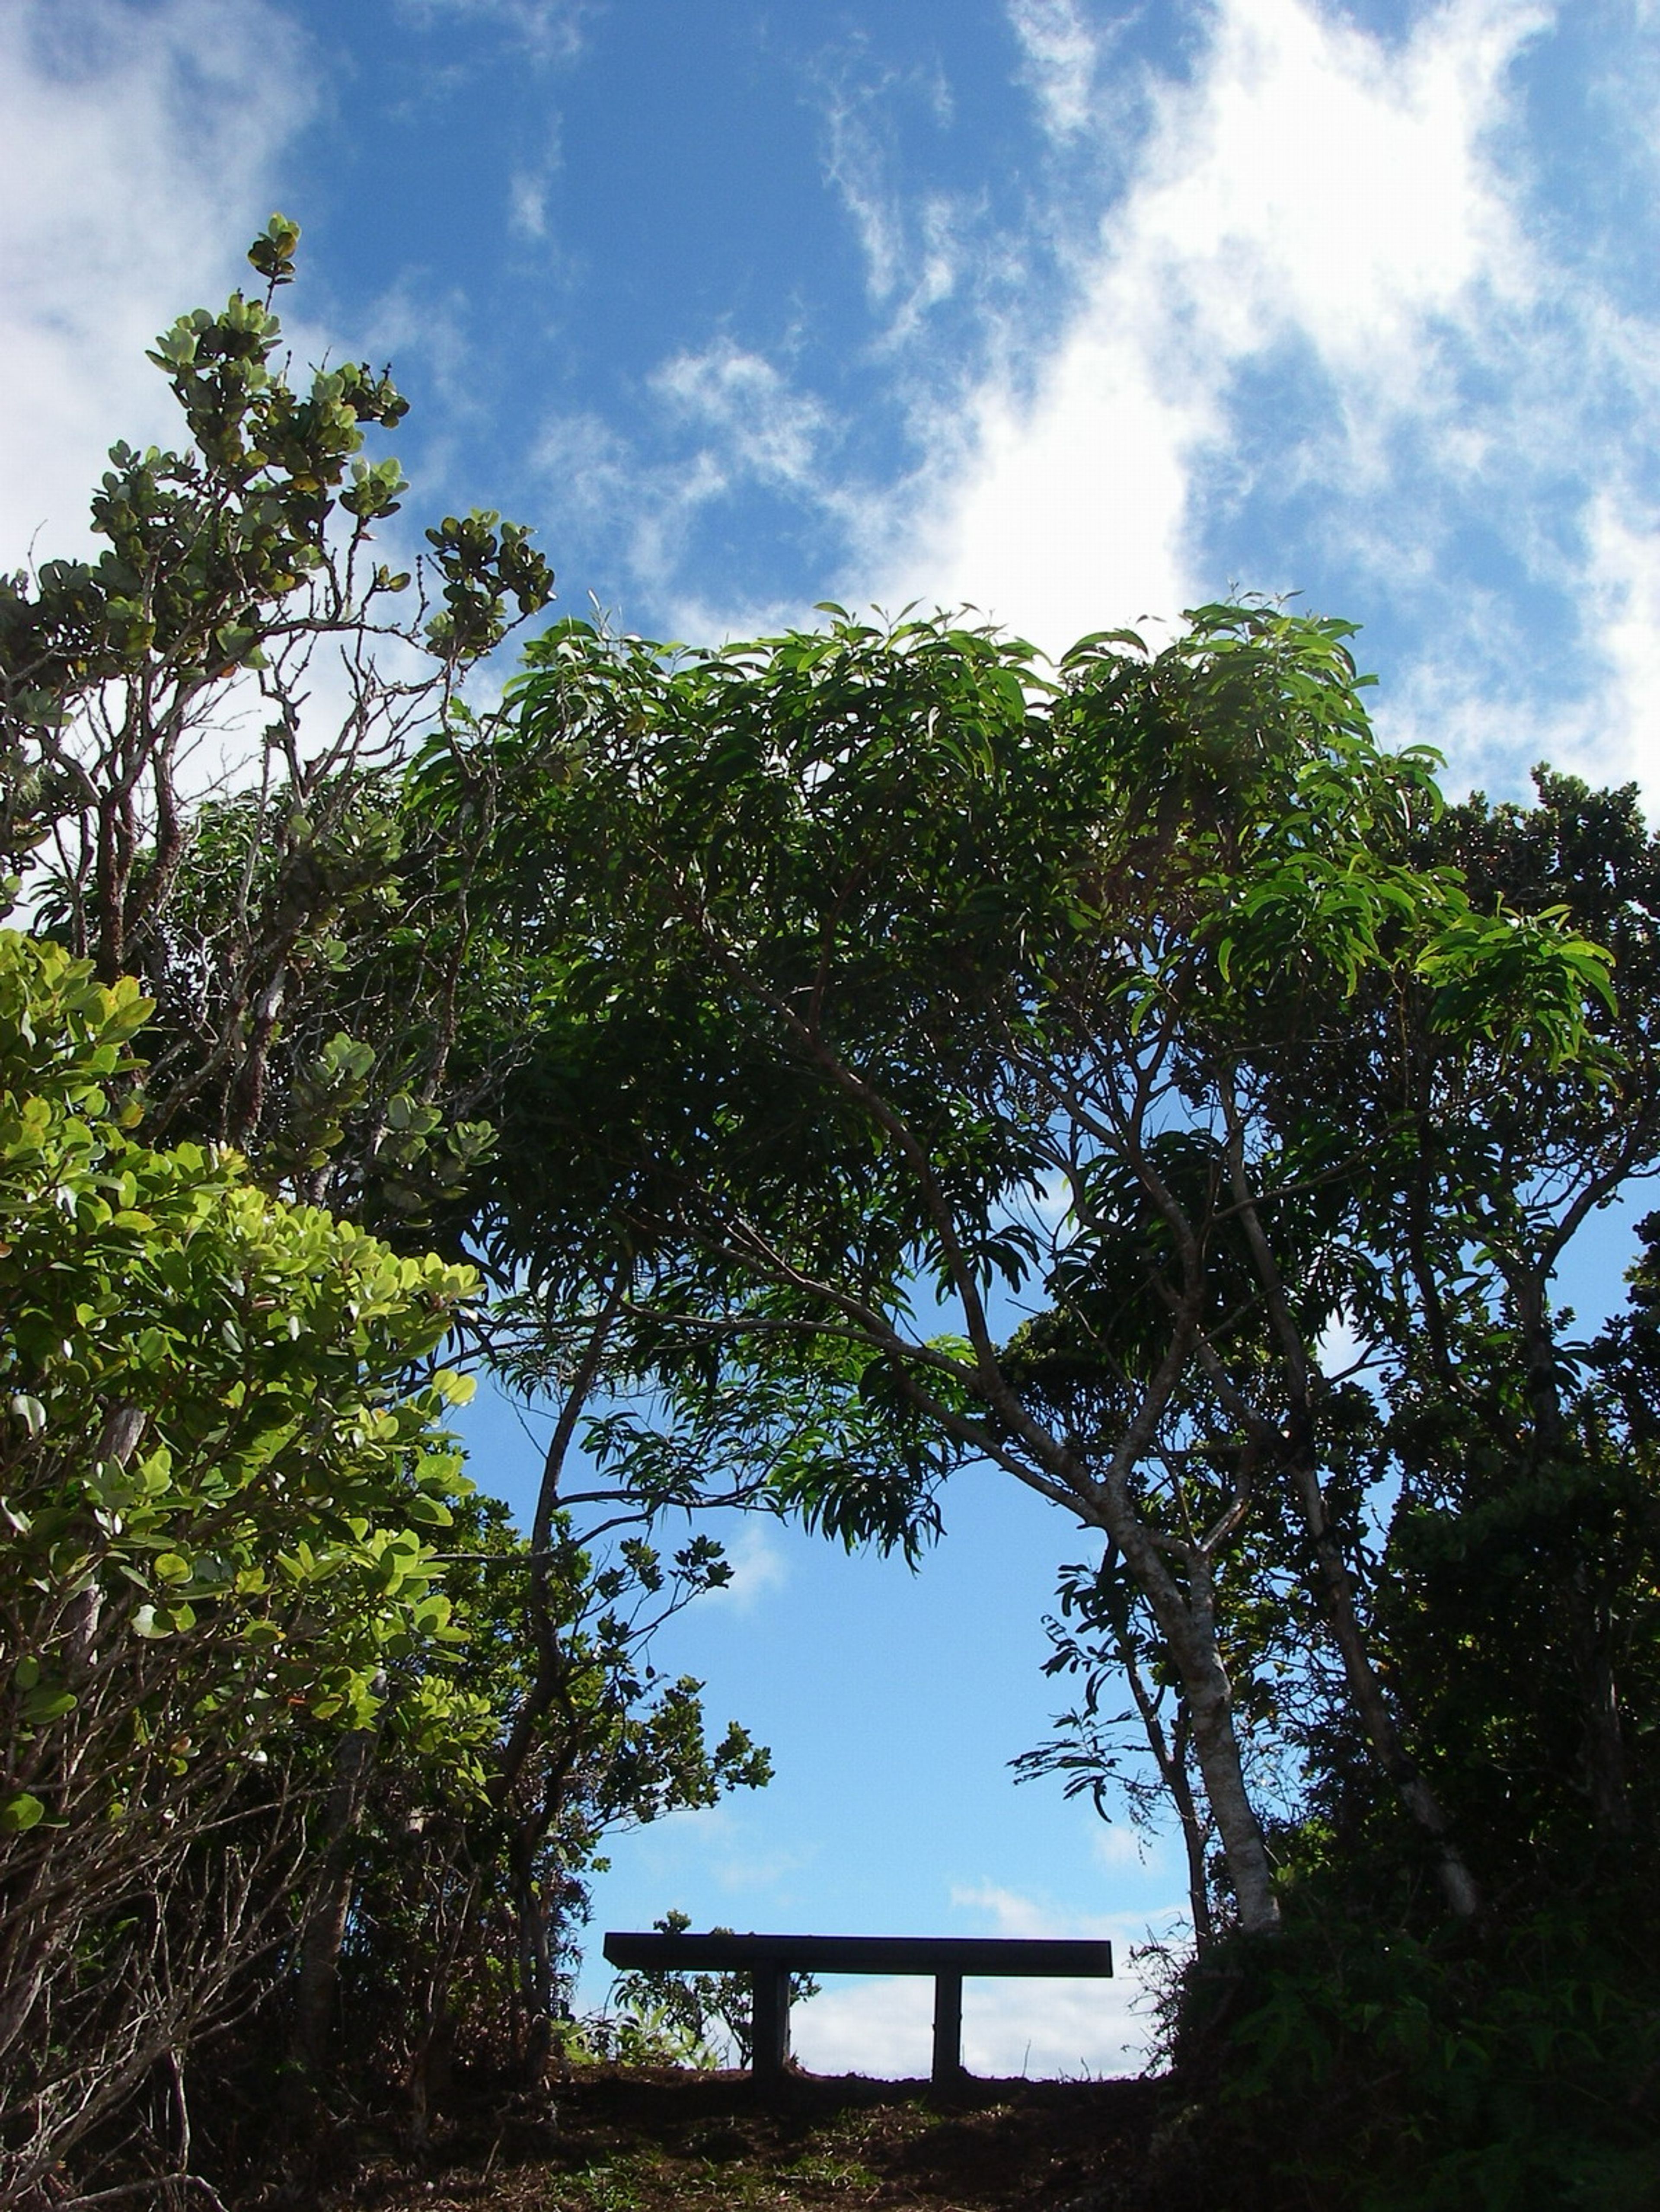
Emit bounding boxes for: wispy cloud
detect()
[817,46,978,348]
[1091,1820,1154,1870]
[531,340,849,631]
[502,117,578,267]
[532,408,718,609]
[395,0,596,64]
[651,339,835,492]
[1583,494,1660,788]
[614,1800,818,1902]
[1007,0,1102,140]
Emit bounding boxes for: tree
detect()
[409,603,1609,1936]
[1049,766,1660,2209]
[1375,770,1660,1866]
[0,929,480,2202]
[0,227,773,2176]
[1013,1549,1222,1950]
[2,212,551,1206]
[1271,766,1660,1890]
[289,1492,769,2138]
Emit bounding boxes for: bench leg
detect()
[931,1971,964,2089]
[751,1964,791,2089]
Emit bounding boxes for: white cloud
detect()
[651,340,834,492]
[953,1880,1062,1937]
[892,0,1660,814]
[1091,1820,1153,1870]
[790,1891,1179,2080]
[510,168,551,240]
[1007,0,1102,140]
[877,0,1545,654]
[706,1521,792,1614]
[0,3,469,815]
[947,1878,1129,1940]
[1146,0,1535,377]
[1579,492,1660,798]
[791,1969,1150,2078]
[0,0,314,569]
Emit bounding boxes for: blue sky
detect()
[5,0,1660,2075]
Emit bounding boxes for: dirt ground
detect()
[329,2068,1168,2212]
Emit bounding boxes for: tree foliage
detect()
[0,227,769,2200]
[414,603,1612,1939]
[0,929,479,2197]
[2,211,549,1217]
[383,602,1660,2200]
[6,205,1659,2211]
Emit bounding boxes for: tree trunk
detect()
[1573,1570,1631,1839]
[1101,1563,1216,1949]
[1100,1507,1280,1936]
[1165,1710,1215,1952]
[1175,1625,1279,1936]
[1218,1142,1483,1921]
[290,1724,377,2083]
[1286,1442,1482,1920]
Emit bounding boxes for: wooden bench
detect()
[601,1929,1114,2089]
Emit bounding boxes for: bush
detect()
[1175,1900,1660,2211]
[0,932,480,2201]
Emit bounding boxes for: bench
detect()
[601,1930,1114,2089]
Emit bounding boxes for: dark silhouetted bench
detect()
[602,1929,1114,2089]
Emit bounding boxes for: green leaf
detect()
[21,1685,77,1724]
[0,1792,45,1834]
[9,1395,45,1436]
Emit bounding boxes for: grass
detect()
[314,2065,1166,2212]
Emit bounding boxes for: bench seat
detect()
[601,1929,1115,2088]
